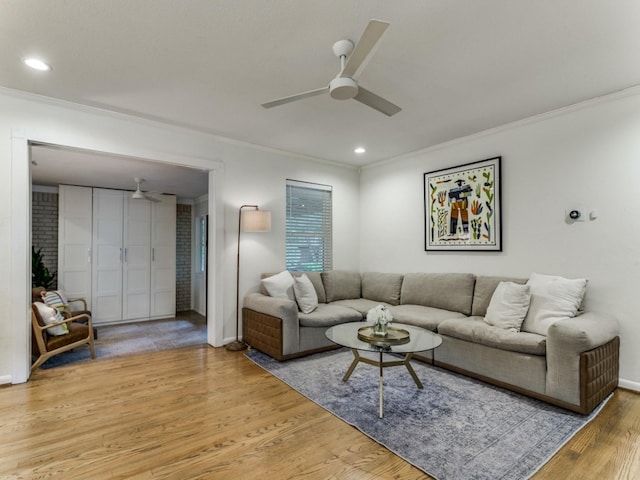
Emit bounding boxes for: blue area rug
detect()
[246,348,609,480]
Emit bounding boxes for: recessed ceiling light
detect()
[24,58,51,71]
[354,147,366,154]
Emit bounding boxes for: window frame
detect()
[285,179,333,272]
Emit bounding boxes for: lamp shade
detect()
[242,209,271,232]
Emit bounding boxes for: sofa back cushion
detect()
[321,270,361,302]
[400,273,475,315]
[261,271,326,303]
[361,272,403,306]
[472,276,527,317]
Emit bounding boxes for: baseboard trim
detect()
[618,378,640,392]
[0,375,12,385]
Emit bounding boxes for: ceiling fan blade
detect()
[262,87,327,109]
[340,19,390,79]
[353,86,401,117]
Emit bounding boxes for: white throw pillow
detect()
[521,273,587,336]
[261,271,295,301]
[293,274,319,314]
[34,302,69,336]
[484,282,531,332]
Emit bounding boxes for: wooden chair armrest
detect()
[38,313,92,332]
[67,297,88,310]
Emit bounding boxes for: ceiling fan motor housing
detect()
[330,77,358,100]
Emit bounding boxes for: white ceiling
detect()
[30,144,209,200]
[3,0,640,175]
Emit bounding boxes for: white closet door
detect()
[123,197,151,320]
[92,189,124,323]
[58,185,93,308]
[150,194,176,318]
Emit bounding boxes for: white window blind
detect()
[286,180,332,272]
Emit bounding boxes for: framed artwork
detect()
[424,156,502,251]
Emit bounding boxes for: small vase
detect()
[372,321,388,337]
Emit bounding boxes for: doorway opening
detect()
[12,138,222,381]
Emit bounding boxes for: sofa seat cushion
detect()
[438,316,547,356]
[299,304,363,328]
[389,305,466,331]
[329,298,390,316]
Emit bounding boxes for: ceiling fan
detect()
[131,177,161,202]
[261,19,401,117]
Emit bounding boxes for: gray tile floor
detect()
[39,311,207,369]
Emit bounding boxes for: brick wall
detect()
[176,203,192,312]
[32,191,59,289]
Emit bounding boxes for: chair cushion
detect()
[42,290,69,311]
[33,302,69,336]
[46,322,90,351]
[439,317,547,356]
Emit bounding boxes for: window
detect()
[286,180,332,271]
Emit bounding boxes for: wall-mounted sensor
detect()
[565,208,586,222]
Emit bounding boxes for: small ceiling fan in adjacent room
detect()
[131,177,161,202]
[261,19,401,117]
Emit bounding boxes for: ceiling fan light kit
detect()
[132,177,161,202]
[329,77,358,100]
[261,19,401,117]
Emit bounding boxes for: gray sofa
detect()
[243,270,620,415]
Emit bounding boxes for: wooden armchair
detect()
[30,302,96,373]
[35,288,97,339]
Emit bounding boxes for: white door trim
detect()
[10,131,224,384]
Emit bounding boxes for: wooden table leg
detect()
[342,349,361,382]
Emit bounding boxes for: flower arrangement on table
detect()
[366,304,393,337]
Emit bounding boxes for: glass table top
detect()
[325,322,442,354]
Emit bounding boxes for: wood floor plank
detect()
[0,345,638,479]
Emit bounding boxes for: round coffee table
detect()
[325,321,442,418]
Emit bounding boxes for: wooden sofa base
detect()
[243,308,339,361]
[243,307,620,415]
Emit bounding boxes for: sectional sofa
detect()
[242,270,620,415]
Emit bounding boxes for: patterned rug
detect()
[246,348,609,480]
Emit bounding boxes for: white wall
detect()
[0,89,360,383]
[360,88,640,388]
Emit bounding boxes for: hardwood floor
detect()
[1,345,638,479]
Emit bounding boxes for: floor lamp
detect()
[225,204,271,351]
